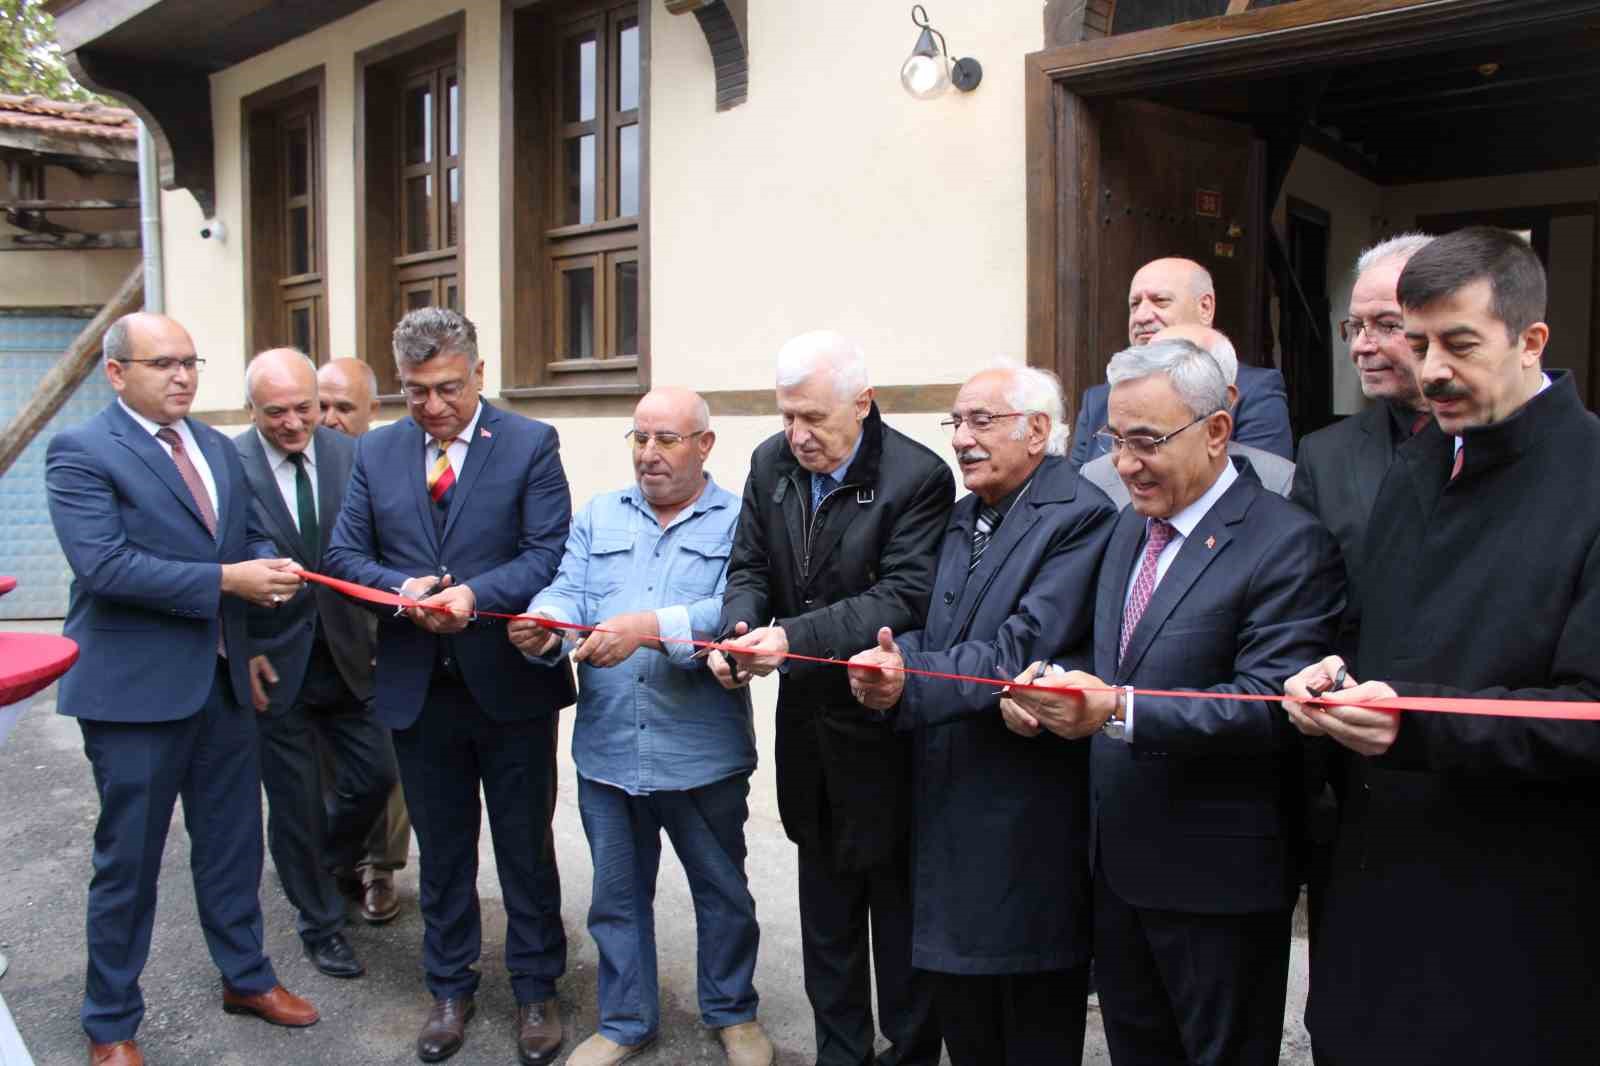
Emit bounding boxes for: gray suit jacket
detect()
[234,425,377,712]
[1081,441,1294,510]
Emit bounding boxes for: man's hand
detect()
[708,622,751,689]
[248,655,278,714]
[574,611,660,668]
[723,625,789,678]
[848,627,906,711]
[998,663,1045,737]
[221,558,303,608]
[403,575,475,634]
[508,610,564,658]
[1283,658,1400,755]
[1004,663,1116,740]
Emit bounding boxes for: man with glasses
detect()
[846,365,1116,1065]
[999,337,1343,1066]
[507,387,774,1066]
[46,313,317,1066]
[325,308,574,1065]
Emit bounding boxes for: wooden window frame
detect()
[242,66,329,366]
[502,0,649,398]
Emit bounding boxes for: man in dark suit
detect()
[1003,337,1343,1066]
[847,365,1116,1066]
[1068,257,1293,468]
[325,308,574,1065]
[234,347,396,980]
[711,330,953,1066]
[1283,227,1600,1066]
[46,313,319,1066]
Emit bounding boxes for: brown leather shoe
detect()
[514,997,564,1065]
[417,996,475,1062]
[360,877,400,924]
[88,1039,143,1066]
[221,983,320,1027]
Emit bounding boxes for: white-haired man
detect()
[846,365,1116,1065]
[712,330,953,1066]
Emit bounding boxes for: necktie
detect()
[428,438,459,510]
[969,504,1002,573]
[1450,446,1464,481]
[1411,412,1430,436]
[287,451,319,561]
[155,427,217,537]
[811,472,839,515]
[1119,519,1175,666]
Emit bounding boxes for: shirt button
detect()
[639,722,646,730]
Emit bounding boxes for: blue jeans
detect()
[578,773,761,1044]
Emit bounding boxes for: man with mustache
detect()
[1283,226,1600,1066]
[1068,257,1293,468]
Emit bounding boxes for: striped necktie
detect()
[1119,518,1175,665]
[428,438,459,509]
[969,504,1002,573]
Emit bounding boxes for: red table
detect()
[0,632,79,707]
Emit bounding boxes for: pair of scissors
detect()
[1307,663,1349,700]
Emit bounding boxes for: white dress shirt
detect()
[423,401,483,480]
[119,398,219,520]
[256,429,318,531]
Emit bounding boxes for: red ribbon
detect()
[299,571,1600,720]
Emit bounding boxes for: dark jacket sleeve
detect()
[463,426,571,614]
[1235,368,1295,461]
[1289,432,1320,515]
[718,464,773,635]
[1132,517,1345,754]
[1068,394,1098,470]
[323,433,414,599]
[779,459,954,660]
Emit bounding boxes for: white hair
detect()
[244,348,317,407]
[1356,233,1435,279]
[775,330,868,401]
[1201,331,1239,386]
[1106,338,1229,420]
[990,363,1070,456]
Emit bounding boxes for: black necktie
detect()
[970,505,1002,573]
[288,451,319,561]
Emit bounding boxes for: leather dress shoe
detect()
[360,878,400,924]
[89,1039,143,1066]
[305,931,365,978]
[417,996,475,1062]
[514,997,564,1064]
[221,983,320,1027]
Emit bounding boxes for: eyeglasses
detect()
[1339,318,1406,344]
[938,411,1027,433]
[1094,412,1216,458]
[625,429,706,450]
[114,356,206,373]
[402,379,469,403]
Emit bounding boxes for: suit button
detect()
[943,591,955,605]
[804,598,814,607]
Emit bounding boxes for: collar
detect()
[777,402,886,488]
[1386,398,1429,440]
[1453,371,1554,457]
[257,428,316,471]
[425,401,483,449]
[1159,458,1239,540]
[622,473,729,520]
[118,397,173,438]
[817,427,865,483]
[984,465,1039,523]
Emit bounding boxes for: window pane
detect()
[564,32,597,124]
[618,20,639,113]
[288,205,311,275]
[446,75,460,158]
[564,267,595,359]
[445,281,460,311]
[404,83,433,165]
[447,167,460,247]
[614,260,638,357]
[290,305,313,357]
[564,134,596,226]
[404,174,433,254]
[618,123,639,218]
[405,287,432,312]
[286,123,309,198]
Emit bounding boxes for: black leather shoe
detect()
[304,932,365,979]
[514,997,564,1065]
[418,997,475,1062]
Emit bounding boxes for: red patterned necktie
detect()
[1119,518,1175,666]
[1450,446,1464,481]
[1411,412,1430,436]
[428,438,459,507]
[155,427,217,537]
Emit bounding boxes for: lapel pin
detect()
[479,428,493,439]
[1205,535,1216,550]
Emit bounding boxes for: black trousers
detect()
[934,967,1089,1066]
[797,846,940,1066]
[391,672,567,1003]
[1094,865,1291,1066]
[257,639,396,945]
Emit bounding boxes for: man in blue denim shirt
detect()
[508,388,772,1066]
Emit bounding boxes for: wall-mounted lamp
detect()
[899,5,982,99]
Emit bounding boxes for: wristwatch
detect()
[1101,685,1134,741]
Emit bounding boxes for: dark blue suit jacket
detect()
[46,401,267,721]
[1089,460,1343,914]
[1069,363,1294,469]
[323,401,576,729]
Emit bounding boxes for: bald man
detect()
[234,349,396,982]
[511,388,774,1066]
[1068,257,1293,468]
[318,357,381,437]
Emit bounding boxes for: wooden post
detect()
[1225,0,1254,13]
[0,264,144,477]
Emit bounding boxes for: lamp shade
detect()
[900,26,948,99]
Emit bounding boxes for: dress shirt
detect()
[256,430,318,531]
[528,476,755,795]
[811,429,865,509]
[423,401,483,479]
[119,399,218,516]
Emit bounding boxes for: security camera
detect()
[199,218,227,242]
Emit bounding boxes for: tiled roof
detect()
[0,94,136,142]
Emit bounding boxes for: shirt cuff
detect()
[1124,686,1135,741]
[654,605,694,664]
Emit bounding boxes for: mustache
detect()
[1423,380,1470,401]
[958,448,990,463]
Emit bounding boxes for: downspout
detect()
[136,120,164,313]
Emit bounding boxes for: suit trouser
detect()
[797,845,940,1066]
[934,966,1089,1066]
[356,780,412,882]
[391,672,567,1003]
[78,658,278,1043]
[258,641,396,944]
[578,773,761,1045]
[1093,865,1291,1066]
